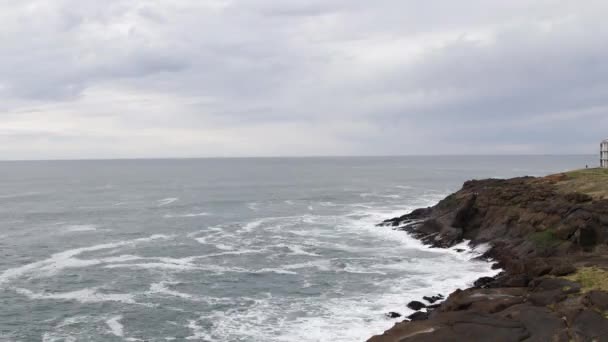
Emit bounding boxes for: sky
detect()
[1,0,607,159]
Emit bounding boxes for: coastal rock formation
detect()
[369,169,608,342]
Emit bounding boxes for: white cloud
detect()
[0,0,607,159]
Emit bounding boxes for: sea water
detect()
[0,156,594,341]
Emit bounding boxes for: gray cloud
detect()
[0,0,606,159]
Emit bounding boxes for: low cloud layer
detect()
[1,0,607,159]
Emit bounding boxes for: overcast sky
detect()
[1,0,607,159]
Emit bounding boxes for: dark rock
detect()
[582,291,608,311]
[369,175,608,342]
[439,288,526,314]
[406,301,426,311]
[407,311,429,321]
[422,294,444,304]
[474,276,495,288]
[368,312,529,342]
[549,263,576,276]
[495,274,529,287]
[571,309,608,341]
[530,277,581,294]
[385,312,402,319]
[499,304,569,342]
[451,193,478,228]
[528,290,568,306]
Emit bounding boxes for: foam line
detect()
[106,315,124,337]
[0,234,173,286]
[158,198,179,206]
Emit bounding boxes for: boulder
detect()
[385,312,402,319]
[407,311,429,321]
[407,301,427,311]
[422,294,444,304]
[474,276,495,288]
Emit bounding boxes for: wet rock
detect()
[474,276,495,288]
[385,312,402,319]
[407,311,429,321]
[422,294,444,304]
[407,301,426,311]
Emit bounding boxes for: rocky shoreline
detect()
[368,170,608,342]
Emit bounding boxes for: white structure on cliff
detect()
[602,139,608,168]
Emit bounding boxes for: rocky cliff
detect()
[368,169,608,342]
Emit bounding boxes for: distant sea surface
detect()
[0,155,595,341]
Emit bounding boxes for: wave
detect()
[0,234,173,286]
[185,320,212,341]
[360,192,401,199]
[105,315,124,337]
[149,281,194,300]
[14,287,136,304]
[0,191,43,199]
[272,243,320,257]
[61,224,98,233]
[157,197,179,206]
[240,219,265,232]
[163,212,210,218]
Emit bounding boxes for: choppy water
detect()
[0,156,594,341]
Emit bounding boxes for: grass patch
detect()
[528,230,560,248]
[550,168,608,199]
[563,267,608,292]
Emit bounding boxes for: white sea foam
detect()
[149,281,194,300]
[62,224,98,233]
[105,262,198,271]
[163,212,210,218]
[42,332,77,342]
[274,243,320,257]
[0,191,42,199]
[396,185,414,190]
[254,268,298,275]
[281,260,332,272]
[106,315,124,337]
[15,287,136,304]
[0,234,173,286]
[215,243,234,251]
[360,192,403,200]
[158,197,179,206]
[240,219,265,232]
[185,320,211,340]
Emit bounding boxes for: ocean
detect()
[0,155,595,341]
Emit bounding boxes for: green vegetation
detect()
[553,168,608,199]
[528,230,560,248]
[563,267,608,292]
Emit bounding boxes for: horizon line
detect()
[0,153,597,163]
